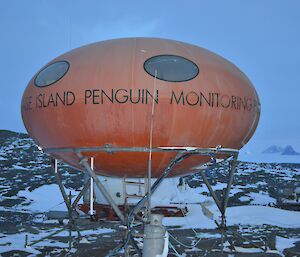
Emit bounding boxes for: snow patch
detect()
[227,206,300,228]
[17,184,79,212]
[276,236,300,253]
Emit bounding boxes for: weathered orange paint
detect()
[21,38,260,177]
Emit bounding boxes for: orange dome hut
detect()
[21,38,260,177]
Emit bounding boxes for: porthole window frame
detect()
[143,54,199,83]
[34,60,70,88]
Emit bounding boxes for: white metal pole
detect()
[77,152,125,223]
[54,159,58,173]
[89,157,94,216]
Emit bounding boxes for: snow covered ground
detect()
[17,184,78,212]
[1,174,299,256]
[0,131,300,256]
[0,227,115,256]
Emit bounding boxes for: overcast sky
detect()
[0,0,299,153]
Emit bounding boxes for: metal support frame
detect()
[198,155,238,254]
[43,146,239,256]
[45,146,238,155]
[117,150,237,256]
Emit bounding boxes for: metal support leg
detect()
[198,155,238,255]
[25,227,66,247]
[198,169,223,213]
[76,152,126,224]
[71,179,90,209]
[27,159,88,250]
[53,159,72,212]
[53,159,84,237]
[198,155,238,221]
[222,156,238,214]
[68,191,73,250]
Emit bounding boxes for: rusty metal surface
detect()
[21,38,260,177]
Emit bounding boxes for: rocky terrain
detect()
[0,130,299,256]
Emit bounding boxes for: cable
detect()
[168,240,182,256]
[172,178,201,235]
[168,232,202,249]
[147,69,158,216]
[46,200,65,212]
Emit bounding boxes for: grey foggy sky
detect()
[0,0,299,153]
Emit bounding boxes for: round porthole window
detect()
[144,55,199,82]
[34,61,69,87]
